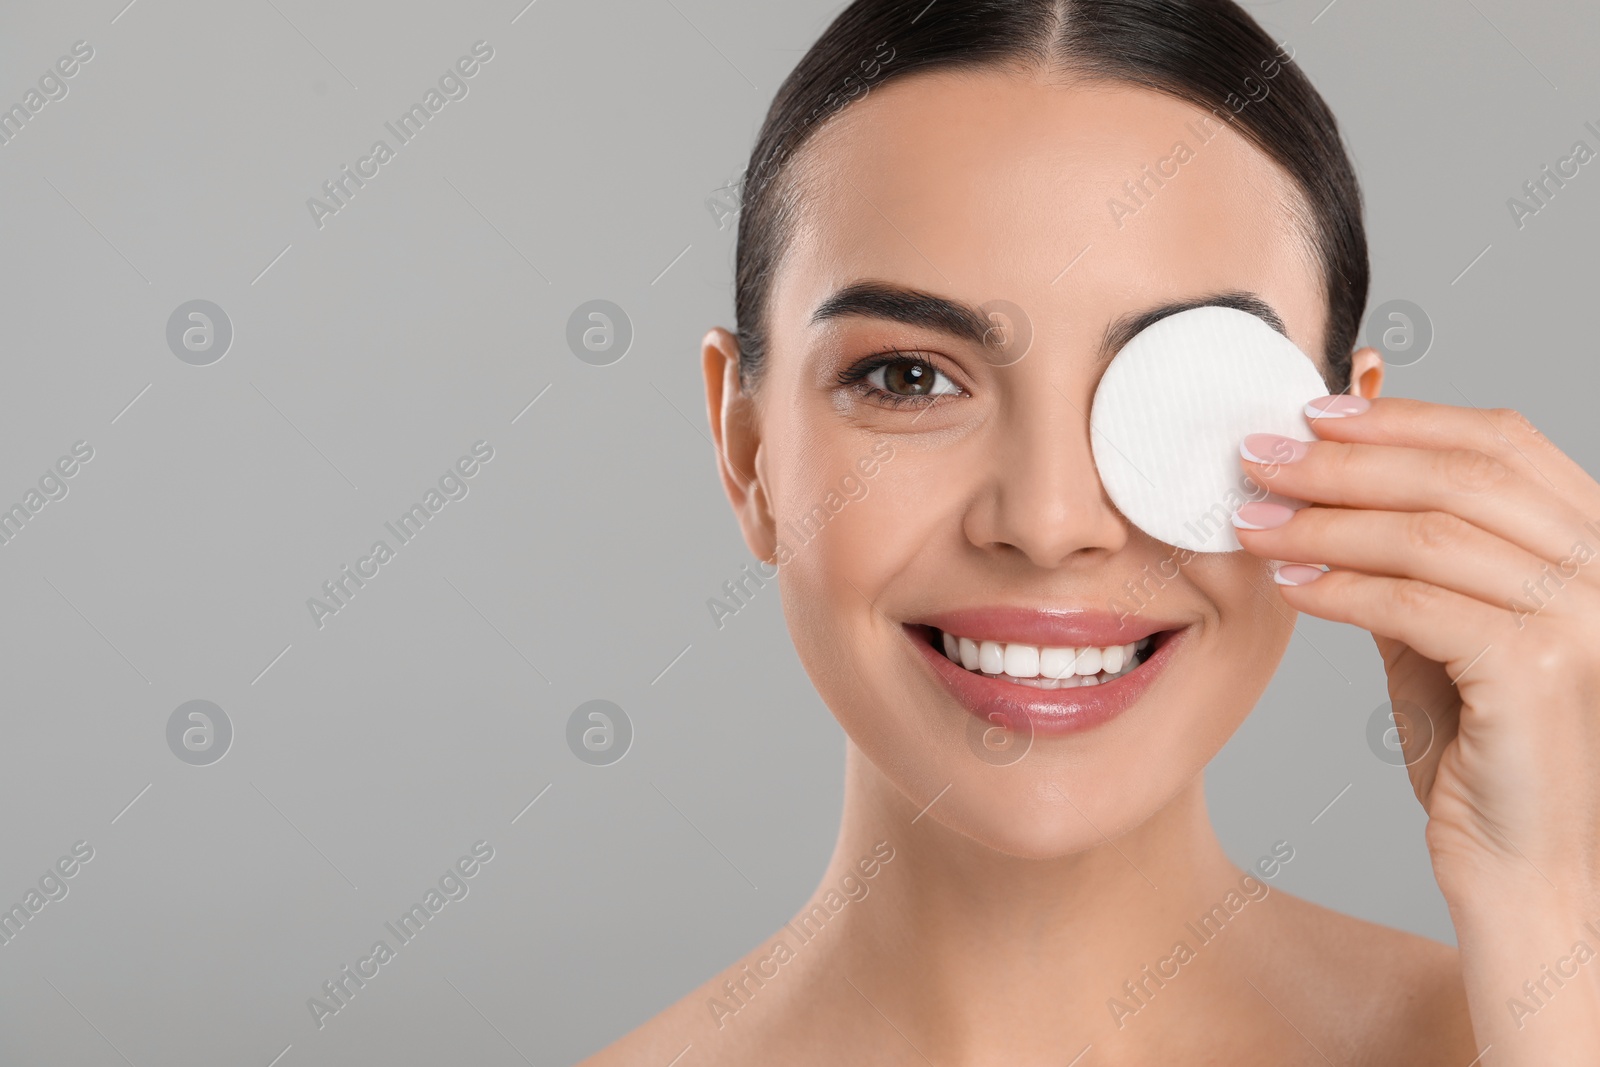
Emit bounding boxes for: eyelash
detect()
[835,349,964,409]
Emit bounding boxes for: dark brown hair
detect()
[733,0,1368,392]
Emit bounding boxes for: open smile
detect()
[930,629,1156,688]
[903,608,1189,736]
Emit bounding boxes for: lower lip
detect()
[906,624,1188,736]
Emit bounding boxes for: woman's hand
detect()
[1232,393,1600,1063]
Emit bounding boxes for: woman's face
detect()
[709,69,1338,858]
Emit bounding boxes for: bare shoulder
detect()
[575,885,1478,1066]
[573,972,731,1067]
[574,936,808,1067]
[1251,886,1477,1065]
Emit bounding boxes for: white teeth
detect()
[1003,643,1040,678]
[1013,673,1083,689]
[936,630,1156,687]
[1040,646,1075,680]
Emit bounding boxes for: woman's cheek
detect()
[1218,551,1296,638]
[1185,552,1297,706]
[770,444,918,681]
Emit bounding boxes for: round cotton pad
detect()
[1089,305,1328,553]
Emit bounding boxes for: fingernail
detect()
[1232,502,1296,530]
[1273,563,1325,586]
[1240,433,1308,465]
[1305,395,1370,419]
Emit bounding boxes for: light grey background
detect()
[0,0,1593,1063]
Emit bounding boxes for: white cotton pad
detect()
[1089,305,1328,553]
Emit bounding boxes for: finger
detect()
[1234,504,1555,610]
[1240,435,1599,569]
[1271,566,1508,680]
[1301,395,1600,515]
[1372,634,1461,808]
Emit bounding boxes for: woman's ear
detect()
[701,327,777,563]
[1348,345,1385,399]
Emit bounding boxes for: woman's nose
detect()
[961,389,1130,569]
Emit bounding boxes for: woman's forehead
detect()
[771,68,1326,359]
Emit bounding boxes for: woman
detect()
[588,1,1600,1062]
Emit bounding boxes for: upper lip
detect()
[910,606,1185,648]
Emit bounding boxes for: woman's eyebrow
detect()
[808,282,1289,360]
[1097,292,1288,365]
[808,281,992,345]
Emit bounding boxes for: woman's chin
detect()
[908,796,1164,861]
[852,741,1190,861]
[936,814,1137,861]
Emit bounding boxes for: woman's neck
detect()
[791,743,1257,1060]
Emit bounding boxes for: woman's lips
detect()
[914,606,1175,649]
[903,614,1189,736]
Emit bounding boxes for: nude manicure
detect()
[1304,395,1370,419]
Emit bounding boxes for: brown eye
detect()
[868,358,959,398]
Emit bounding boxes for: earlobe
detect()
[1347,346,1385,399]
[701,327,777,562]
